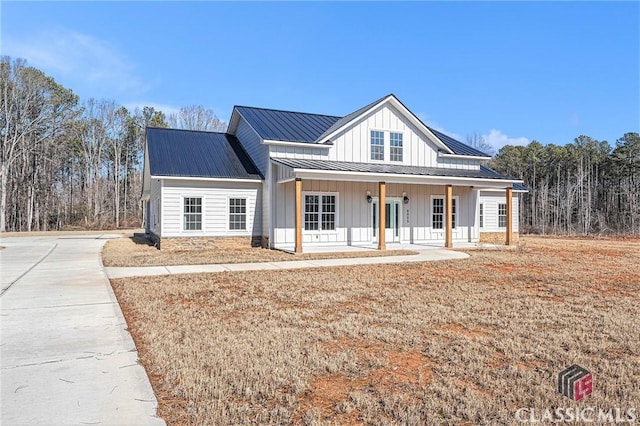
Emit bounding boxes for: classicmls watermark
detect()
[558,364,593,401]
[514,364,637,423]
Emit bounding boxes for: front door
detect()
[372,199,400,243]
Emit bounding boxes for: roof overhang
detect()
[151,175,263,183]
[263,139,332,148]
[274,163,521,189]
[315,94,455,154]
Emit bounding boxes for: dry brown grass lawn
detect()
[111,236,640,425]
[101,236,416,267]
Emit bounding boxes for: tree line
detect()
[1,56,638,234]
[489,133,640,235]
[1,56,225,232]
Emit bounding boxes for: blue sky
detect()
[2,1,638,151]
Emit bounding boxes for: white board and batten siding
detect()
[159,179,262,238]
[323,103,480,171]
[479,191,520,232]
[273,179,480,247]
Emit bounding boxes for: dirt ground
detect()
[110,236,640,425]
[101,235,416,267]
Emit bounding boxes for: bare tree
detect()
[167,105,226,132]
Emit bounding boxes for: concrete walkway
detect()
[105,248,469,279]
[0,235,165,426]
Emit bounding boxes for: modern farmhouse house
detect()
[142,94,525,252]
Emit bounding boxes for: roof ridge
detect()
[234,105,342,119]
[146,126,228,135]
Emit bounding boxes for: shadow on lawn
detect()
[131,233,155,247]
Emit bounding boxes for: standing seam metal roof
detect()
[146,127,262,179]
[235,98,491,157]
[271,157,520,182]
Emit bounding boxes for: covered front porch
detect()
[270,158,519,254]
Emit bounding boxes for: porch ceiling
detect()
[272,158,523,188]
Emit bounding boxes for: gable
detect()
[325,102,454,167]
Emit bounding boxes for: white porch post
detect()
[506,187,513,246]
[445,184,453,248]
[295,178,303,254]
[378,181,386,250]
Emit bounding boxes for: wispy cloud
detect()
[482,129,529,151]
[416,113,464,141]
[4,28,150,97]
[123,102,181,117]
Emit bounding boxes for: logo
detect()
[558,364,592,401]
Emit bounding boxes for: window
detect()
[479,203,484,228]
[432,198,444,229]
[321,195,336,231]
[432,197,457,229]
[229,198,246,230]
[390,132,403,162]
[305,193,337,231]
[183,197,202,230]
[498,203,507,228]
[371,130,384,161]
[451,198,457,229]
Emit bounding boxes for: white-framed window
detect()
[390,132,403,162]
[498,203,507,228]
[183,197,202,231]
[370,130,384,161]
[229,198,246,230]
[304,192,337,231]
[432,198,444,229]
[432,196,458,230]
[479,203,484,228]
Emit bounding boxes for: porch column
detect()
[378,181,386,250]
[445,184,453,248]
[506,187,513,246]
[295,178,303,254]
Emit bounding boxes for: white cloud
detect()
[482,129,529,150]
[123,102,181,118]
[4,28,149,96]
[416,113,464,141]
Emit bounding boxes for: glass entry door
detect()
[372,199,400,243]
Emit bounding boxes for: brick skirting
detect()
[479,231,520,244]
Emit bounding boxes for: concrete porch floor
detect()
[273,241,506,254]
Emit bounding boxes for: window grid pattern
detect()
[479,203,484,228]
[321,195,336,231]
[432,198,444,229]
[183,197,202,230]
[370,131,384,161]
[304,195,319,231]
[498,203,507,228]
[390,132,403,162]
[451,198,457,229]
[229,198,246,230]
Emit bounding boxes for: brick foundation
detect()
[479,231,520,244]
[151,234,263,251]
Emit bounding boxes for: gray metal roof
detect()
[272,157,519,182]
[235,96,491,158]
[146,127,262,179]
[427,127,491,157]
[235,106,340,143]
[314,94,391,142]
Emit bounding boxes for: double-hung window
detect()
[432,198,444,229]
[370,131,384,161]
[183,197,202,230]
[432,197,457,230]
[305,193,336,231]
[390,132,403,162]
[498,203,507,228]
[229,198,246,230]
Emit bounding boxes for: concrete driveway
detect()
[0,234,165,426]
